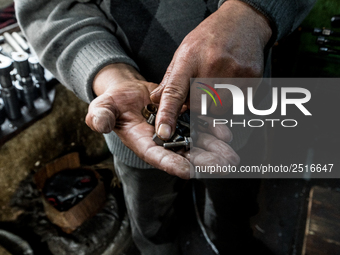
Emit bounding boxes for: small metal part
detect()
[1,86,22,120]
[316,36,340,47]
[313,28,340,37]
[171,133,183,142]
[147,113,156,125]
[28,56,44,79]
[142,104,157,119]
[11,52,30,77]
[0,35,4,44]
[331,15,340,28]
[3,32,25,53]
[11,52,36,109]
[319,47,340,55]
[163,137,192,151]
[11,32,30,53]
[21,76,36,110]
[10,69,17,82]
[0,55,22,119]
[29,56,48,99]
[153,133,165,146]
[177,119,190,128]
[0,55,14,88]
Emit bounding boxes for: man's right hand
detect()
[85,63,239,179]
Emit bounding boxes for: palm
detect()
[87,81,192,179]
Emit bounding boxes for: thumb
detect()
[85,93,119,134]
[154,58,194,140]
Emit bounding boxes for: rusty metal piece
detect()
[147,113,156,125]
[152,133,165,146]
[163,137,192,151]
[142,104,157,120]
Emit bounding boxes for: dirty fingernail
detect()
[157,124,171,139]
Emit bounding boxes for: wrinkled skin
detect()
[150,0,272,140]
[86,64,239,179]
[85,0,271,179]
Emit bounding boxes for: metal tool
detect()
[142,104,201,151]
[0,55,21,120]
[319,47,340,55]
[11,32,30,53]
[331,15,340,28]
[29,56,48,99]
[313,28,340,37]
[3,32,25,53]
[316,36,340,46]
[12,52,36,110]
[163,137,192,150]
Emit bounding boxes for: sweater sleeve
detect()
[15,0,139,103]
[218,0,316,44]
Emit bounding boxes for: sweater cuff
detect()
[70,38,139,103]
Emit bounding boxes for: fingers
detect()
[120,122,192,179]
[85,92,119,134]
[153,56,195,140]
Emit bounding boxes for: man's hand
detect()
[150,0,272,140]
[85,63,192,179]
[85,63,239,179]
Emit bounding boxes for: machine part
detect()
[0,87,56,145]
[0,55,22,119]
[43,168,98,212]
[163,137,192,151]
[146,113,156,125]
[1,86,22,119]
[21,76,36,110]
[0,55,13,88]
[11,52,30,77]
[313,28,340,37]
[11,32,30,53]
[331,15,340,28]
[12,52,36,109]
[177,119,190,129]
[28,56,44,80]
[319,47,340,55]
[171,133,184,142]
[0,35,4,44]
[152,133,165,146]
[142,103,157,119]
[316,36,340,46]
[0,99,7,126]
[3,32,25,53]
[10,69,17,80]
[29,56,48,99]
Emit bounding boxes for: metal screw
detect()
[163,137,192,151]
[147,113,156,125]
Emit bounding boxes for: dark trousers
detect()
[113,127,267,255]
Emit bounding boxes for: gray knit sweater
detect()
[16,0,315,168]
